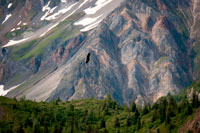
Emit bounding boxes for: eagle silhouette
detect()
[85,53,90,63]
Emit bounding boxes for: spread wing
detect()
[86,53,90,63]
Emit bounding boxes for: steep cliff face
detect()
[0,0,200,105]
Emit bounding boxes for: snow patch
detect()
[61,0,67,3]
[41,1,51,20]
[50,6,57,13]
[84,0,113,15]
[44,3,77,21]
[9,84,21,91]
[4,2,79,46]
[40,2,79,37]
[80,19,102,32]
[0,84,21,96]
[61,3,80,21]
[3,37,31,47]
[42,1,51,12]
[74,15,102,26]
[17,21,22,25]
[11,28,16,32]
[0,85,7,96]
[8,3,13,9]
[2,14,12,24]
[16,27,21,30]
[74,0,122,32]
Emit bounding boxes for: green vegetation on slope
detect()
[11,39,39,61]
[0,83,200,133]
[6,26,28,39]
[10,12,84,61]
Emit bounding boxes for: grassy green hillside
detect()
[10,12,84,61]
[0,83,200,133]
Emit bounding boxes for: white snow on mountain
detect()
[3,37,31,47]
[84,0,112,15]
[0,84,22,96]
[50,6,57,14]
[74,0,122,32]
[0,85,7,96]
[61,0,67,3]
[80,19,102,32]
[74,15,102,26]
[17,21,22,26]
[2,14,12,24]
[3,0,122,47]
[42,1,51,12]
[45,3,77,21]
[8,3,13,9]
[41,1,51,20]
[11,28,16,32]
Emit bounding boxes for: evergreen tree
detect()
[192,93,199,108]
[165,106,171,125]
[131,101,137,112]
[185,101,193,115]
[69,104,74,112]
[104,129,108,133]
[158,98,167,122]
[135,108,140,119]
[52,124,61,133]
[142,105,149,115]
[100,117,106,129]
[169,95,177,109]
[33,119,40,133]
[55,98,61,105]
[105,94,112,105]
[103,106,109,116]
[178,99,186,113]
[137,117,141,130]
[151,110,158,122]
[16,124,24,133]
[124,103,130,112]
[157,128,160,133]
[86,123,93,133]
[126,116,131,127]
[114,117,120,128]
[74,117,79,133]
[82,109,88,122]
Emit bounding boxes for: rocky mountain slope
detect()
[0,0,200,105]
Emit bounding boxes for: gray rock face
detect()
[47,0,193,105]
[1,0,200,105]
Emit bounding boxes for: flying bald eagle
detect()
[85,53,90,63]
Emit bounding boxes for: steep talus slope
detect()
[47,0,192,104]
[47,24,125,104]
[0,0,200,105]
